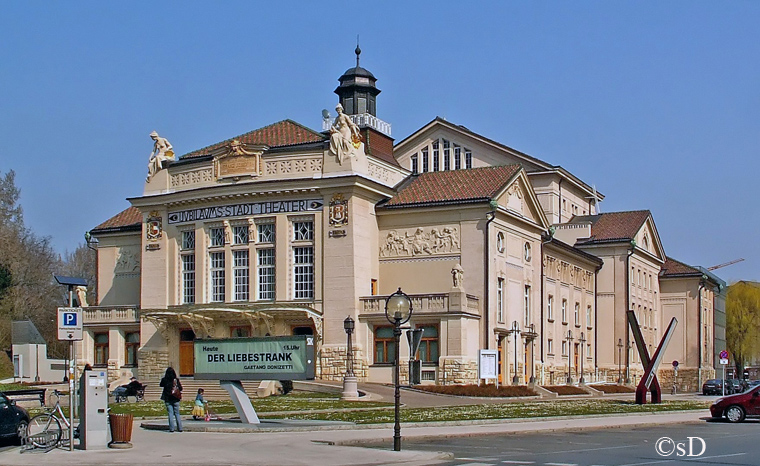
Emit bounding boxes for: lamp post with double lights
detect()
[341,316,359,401]
[385,288,413,452]
[579,332,586,384]
[566,330,574,385]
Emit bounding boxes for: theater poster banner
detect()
[194,336,315,380]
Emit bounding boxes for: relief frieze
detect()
[380,226,460,258]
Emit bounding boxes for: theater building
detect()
[81,51,716,388]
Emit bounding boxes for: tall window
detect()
[416,324,439,363]
[586,305,592,328]
[374,326,395,363]
[180,230,195,304]
[442,139,450,170]
[125,332,139,366]
[547,295,554,320]
[547,338,554,354]
[257,223,275,300]
[421,147,429,172]
[411,154,418,174]
[574,303,580,326]
[454,145,462,170]
[432,140,440,171]
[465,149,472,168]
[524,285,531,326]
[209,251,225,302]
[293,220,314,299]
[233,250,249,301]
[562,299,568,323]
[94,333,109,366]
[497,278,504,323]
[562,340,567,356]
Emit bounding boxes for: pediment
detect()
[493,170,549,230]
[635,216,665,262]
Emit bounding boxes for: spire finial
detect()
[355,35,361,67]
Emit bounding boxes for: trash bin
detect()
[108,413,133,449]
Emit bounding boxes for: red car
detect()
[710,384,760,422]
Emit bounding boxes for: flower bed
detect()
[542,385,588,395]
[413,384,537,397]
[592,384,635,394]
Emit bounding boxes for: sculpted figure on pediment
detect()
[146,131,175,182]
[329,104,364,164]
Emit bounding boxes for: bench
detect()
[3,388,47,406]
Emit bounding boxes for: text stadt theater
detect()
[83,51,723,390]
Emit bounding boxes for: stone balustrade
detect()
[360,293,479,315]
[82,306,139,325]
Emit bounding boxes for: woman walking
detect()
[159,367,183,432]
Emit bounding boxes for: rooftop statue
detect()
[329,104,363,164]
[146,131,175,182]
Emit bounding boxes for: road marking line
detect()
[452,463,496,466]
[544,463,578,466]
[501,461,535,464]
[617,452,746,466]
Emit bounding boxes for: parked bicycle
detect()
[26,389,71,449]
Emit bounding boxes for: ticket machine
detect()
[79,370,108,449]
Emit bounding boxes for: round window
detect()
[496,232,505,253]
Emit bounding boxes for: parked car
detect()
[727,379,744,394]
[0,392,30,443]
[703,379,728,395]
[710,384,760,422]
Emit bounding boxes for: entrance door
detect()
[497,338,503,384]
[179,329,196,376]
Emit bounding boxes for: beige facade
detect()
[81,58,722,390]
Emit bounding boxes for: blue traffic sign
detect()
[62,312,77,326]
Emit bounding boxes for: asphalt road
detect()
[403,419,758,466]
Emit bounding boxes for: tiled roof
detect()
[182,120,325,159]
[382,165,522,208]
[661,257,702,277]
[91,207,141,233]
[571,210,650,244]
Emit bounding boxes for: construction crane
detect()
[707,258,744,271]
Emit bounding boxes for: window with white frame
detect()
[574,302,580,326]
[421,147,429,172]
[292,219,314,300]
[562,340,567,356]
[233,225,249,245]
[233,250,249,301]
[562,299,567,323]
[432,139,439,171]
[411,154,418,174]
[210,227,225,247]
[442,139,450,170]
[209,251,225,302]
[180,230,195,304]
[454,145,462,170]
[465,149,472,168]
[547,295,554,321]
[547,338,553,355]
[497,278,504,323]
[256,222,275,300]
[524,285,531,327]
[586,343,592,358]
[586,305,592,328]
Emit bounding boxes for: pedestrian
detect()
[159,367,183,432]
[192,388,206,420]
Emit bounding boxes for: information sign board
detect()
[478,349,498,380]
[194,336,315,380]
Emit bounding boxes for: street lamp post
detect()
[525,323,538,385]
[625,339,632,384]
[385,288,413,452]
[341,316,359,400]
[617,338,624,384]
[579,332,586,384]
[566,330,574,385]
[510,321,520,385]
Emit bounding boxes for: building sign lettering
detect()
[168,200,323,224]
[193,336,315,380]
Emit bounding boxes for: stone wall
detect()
[440,357,478,385]
[138,349,170,381]
[318,345,368,381]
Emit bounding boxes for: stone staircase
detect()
[141,379,263,401]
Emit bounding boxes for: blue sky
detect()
[1,1,757,281]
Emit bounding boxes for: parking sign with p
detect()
[57,307,83,341]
